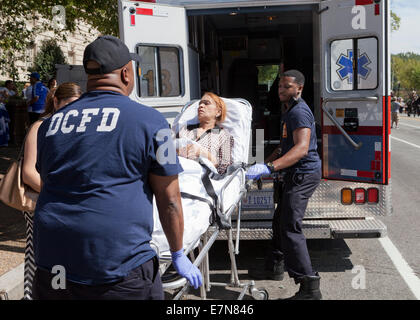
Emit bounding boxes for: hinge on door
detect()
[317,6,329,15]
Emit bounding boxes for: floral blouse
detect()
[177,123,234,174]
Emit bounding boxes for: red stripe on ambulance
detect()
[136,8,153,15]
[357,171,375,178]
[355,0,373,5]
[323,126,382,136]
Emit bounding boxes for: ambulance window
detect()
[330,37,377,91]
[357,38,378,90]
[136,45,183,98]
[159,47,181,97]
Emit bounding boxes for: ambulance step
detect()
[220,217,386,240]
[328,218,387,239]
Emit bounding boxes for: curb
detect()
[0,262,24,300]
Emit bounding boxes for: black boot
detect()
[287,273,322,300]
[248,258,284,281]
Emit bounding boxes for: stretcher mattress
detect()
[152,156,242,255]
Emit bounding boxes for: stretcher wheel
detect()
[250,287,269,300]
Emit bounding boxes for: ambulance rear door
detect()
[320,0,390,185]
[118,0,200,122]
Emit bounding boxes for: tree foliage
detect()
[391,11,401,32]
[392,53,420,95]
[31,39,67,82]
[0,0,118,80]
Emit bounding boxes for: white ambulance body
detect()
[118,0,391,239]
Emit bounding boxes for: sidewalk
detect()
[0,144,26,299]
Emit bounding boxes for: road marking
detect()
[391,136,420,150]
[379,237,420,300]
[398,123,420,129]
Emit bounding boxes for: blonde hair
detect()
[203,92,227,123]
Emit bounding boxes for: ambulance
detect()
[118,0,391,240]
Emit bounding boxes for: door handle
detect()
[321,98,376,150]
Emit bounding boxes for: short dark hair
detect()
[5,80,13,86]
[281,69,305,86]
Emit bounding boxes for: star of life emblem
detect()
[336,49,372,84]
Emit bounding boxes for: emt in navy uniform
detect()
[247,70,322,300]
[32,35,202,300]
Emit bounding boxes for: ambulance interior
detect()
[186,6,320,157]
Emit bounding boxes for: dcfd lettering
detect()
[46,108,120,137]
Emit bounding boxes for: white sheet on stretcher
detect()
[152,156,243,255]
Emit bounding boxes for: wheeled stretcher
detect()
[150,97,268,300]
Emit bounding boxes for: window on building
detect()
[136,45,183,98]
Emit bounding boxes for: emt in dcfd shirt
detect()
[32,35,202,300]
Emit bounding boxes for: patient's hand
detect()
[178,143,203,160]
[178,143,218,167]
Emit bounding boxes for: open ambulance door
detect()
[303,0,391,238]
[320,0,390,186]
[118,0,200,124]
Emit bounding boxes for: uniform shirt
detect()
[34,90,183,285]
[280,98,321,174]
[29,81,49,113]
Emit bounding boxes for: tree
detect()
[391,11,401,32]
[31,39,67,82]
[392,53,420,96]
[0,0,119,80]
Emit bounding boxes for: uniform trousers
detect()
[270,169,321,280]
[32,256,163,300]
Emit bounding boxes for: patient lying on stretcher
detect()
[176,92,234,175]
[152,93,241,254]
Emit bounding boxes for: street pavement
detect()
[0,145,26,278]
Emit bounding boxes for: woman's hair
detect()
[203,92,227,123]
[41,88,57,118]
[41,82,82,117]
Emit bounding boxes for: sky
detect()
[390,0,420,54]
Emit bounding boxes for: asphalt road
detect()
[173,113,420,301]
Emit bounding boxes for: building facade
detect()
[0,18,100,83]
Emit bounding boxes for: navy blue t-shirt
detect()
[34,90,183,285]
[280,98,321,173]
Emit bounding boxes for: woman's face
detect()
[50,79,57,89]
[198,94,221,123]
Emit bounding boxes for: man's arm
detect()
[265,145,282,163]
[271,127,311,171]
[149,173,183,252]
[28,96,39,105]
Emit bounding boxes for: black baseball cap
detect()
[83,35,141,75]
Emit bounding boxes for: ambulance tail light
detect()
[341,188,353,205]
[367,188,379,204]
[354,188,366,205]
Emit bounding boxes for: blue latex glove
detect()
[246,163,270,180]
[171,249,203,289]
